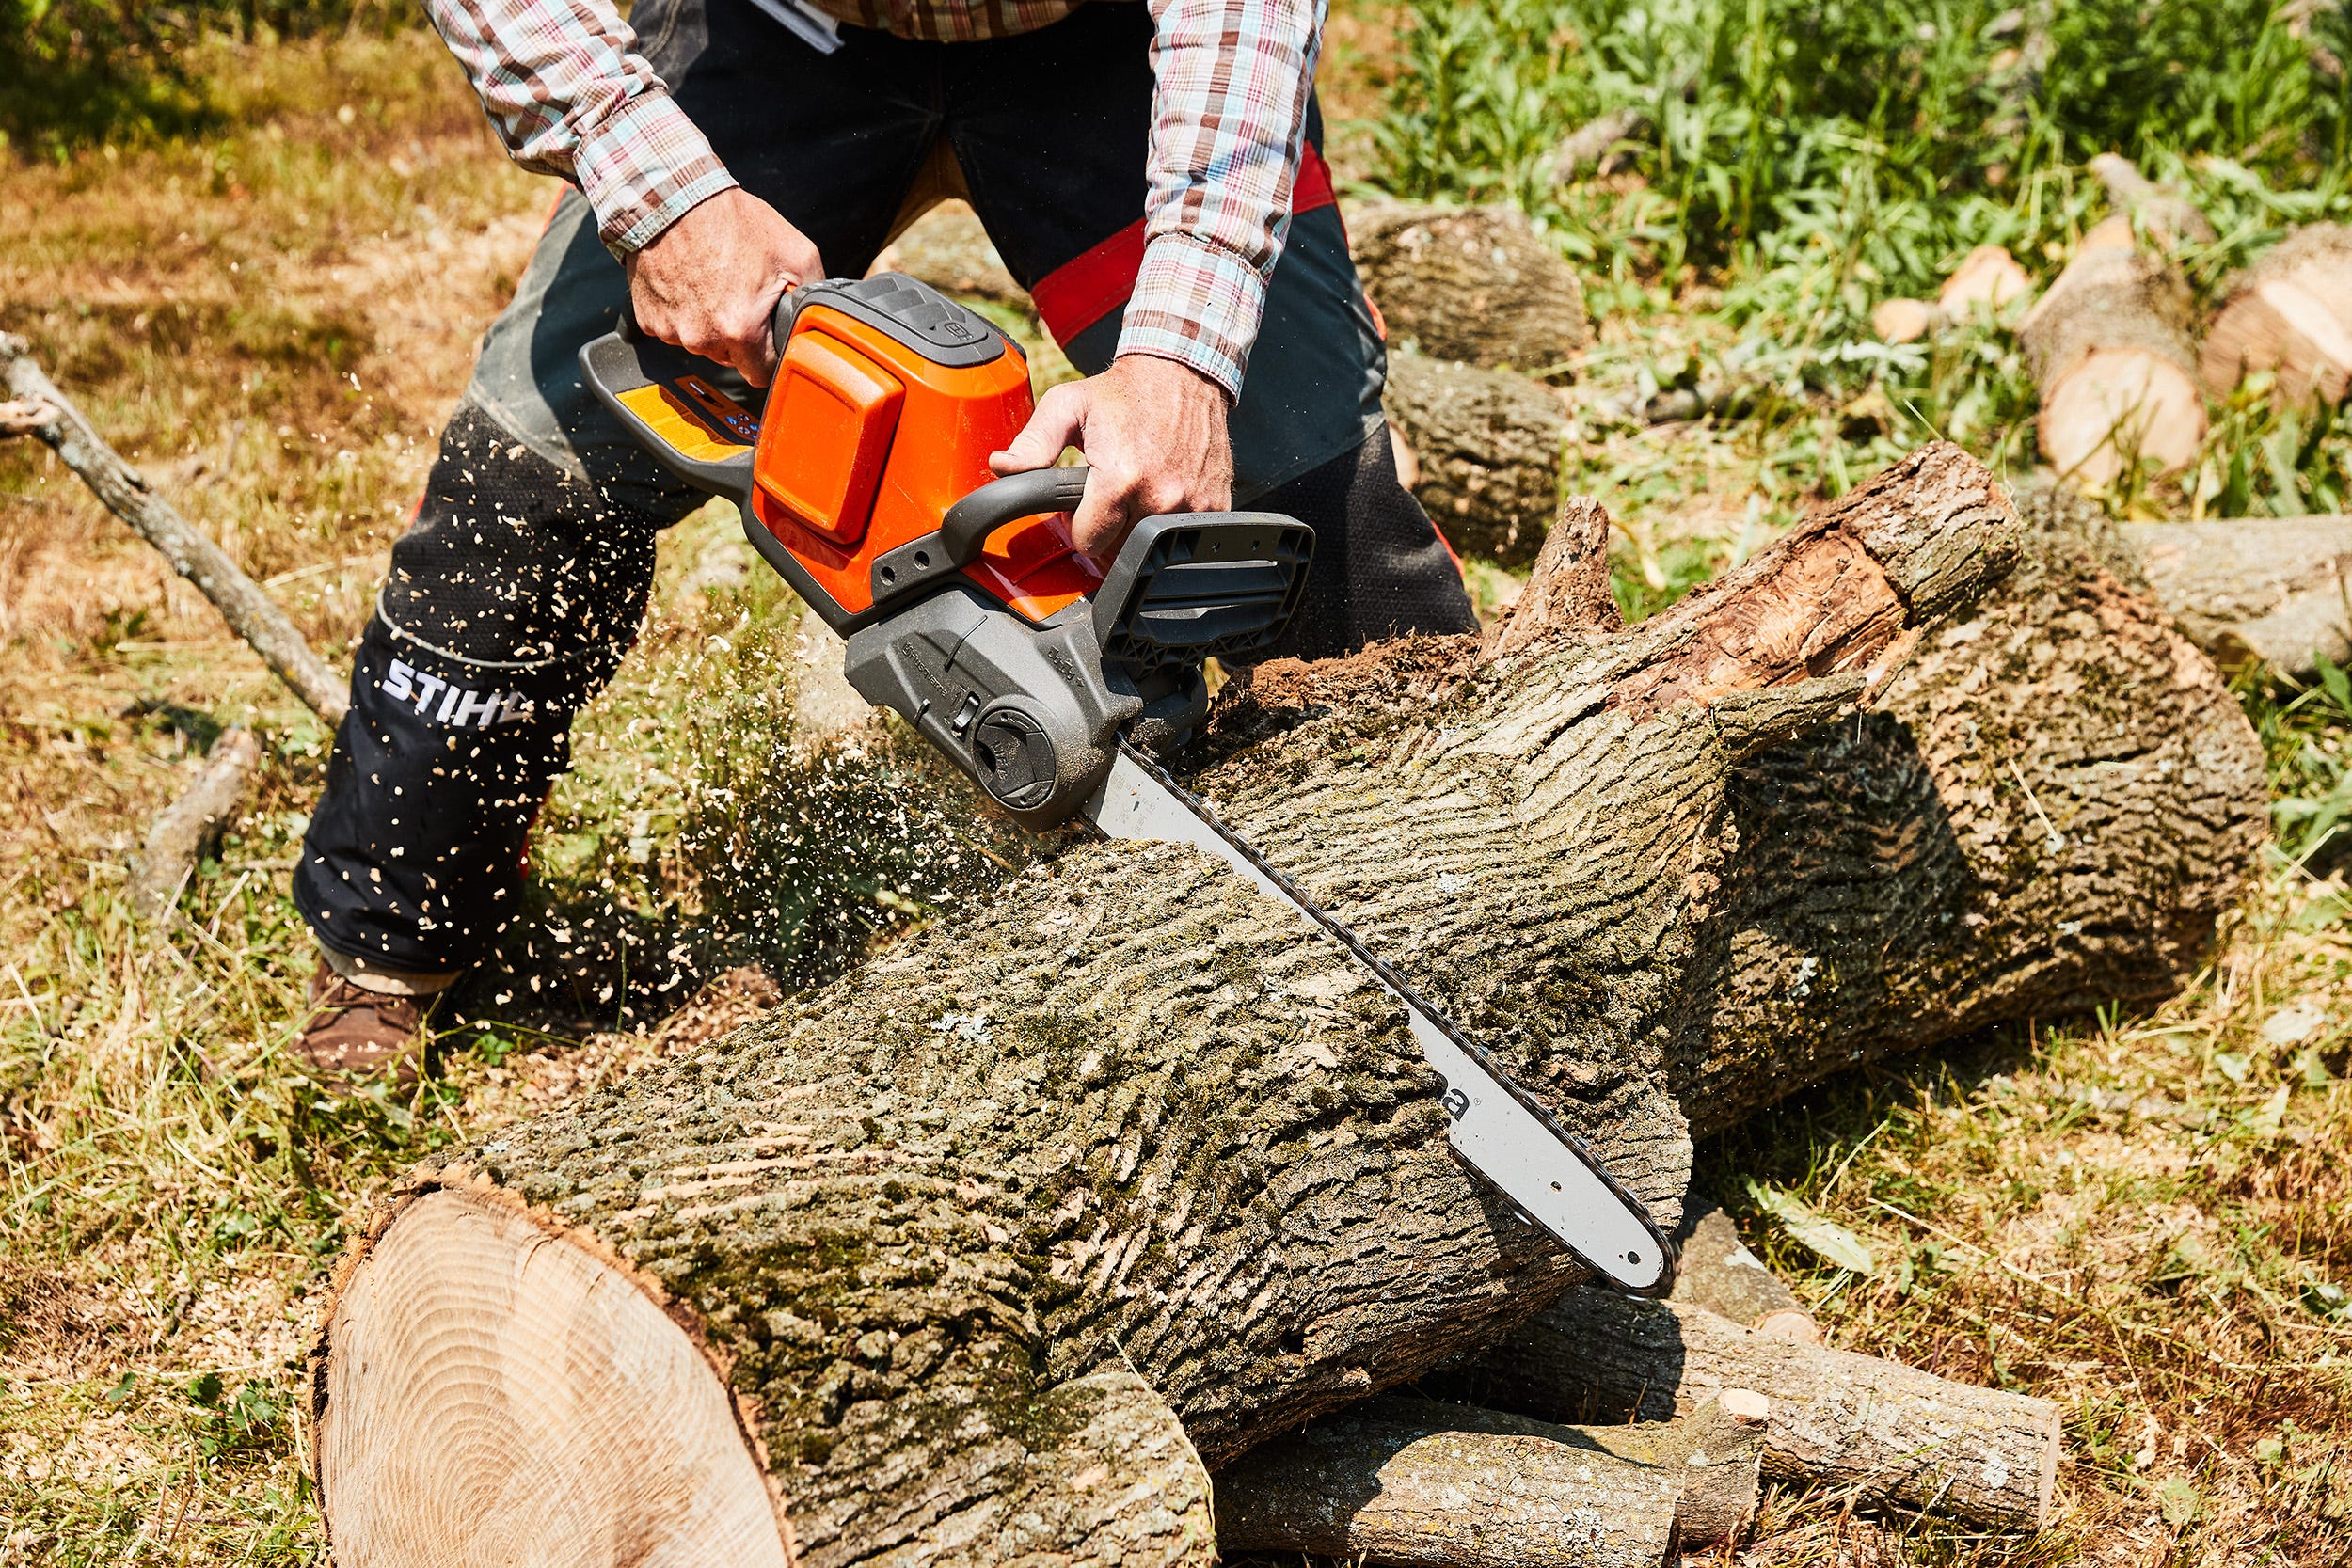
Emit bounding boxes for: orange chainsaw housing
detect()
[739,302,1102,625]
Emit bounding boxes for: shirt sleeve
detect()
[1121,0,1326,399]
[422,0,739,257]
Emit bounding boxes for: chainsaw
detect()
[581,273,1674,1294]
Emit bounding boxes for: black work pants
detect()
[295,0,1476,976]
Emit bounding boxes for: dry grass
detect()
[1692,876,2352,1564]
[3,23,2348,1568]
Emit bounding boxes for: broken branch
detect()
[0,334,349,724]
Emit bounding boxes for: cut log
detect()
[1940,245,2035,318]
[2018,232,2206,487]
[1684,481,2264,1131]
[1871,297,1942,344]
[2201,223,2352,408]
[2087,153,2217,251]
[1382,352,1565,563]
[0,334,350,723]
[1349,203,1591,371]
[2121,514,2352,679]
[1669,1199,1821,1345]
[1213,1393,1765,1566]
[310,445,2264,1565]
[1455,1292,2061,1528]
[126,727,263,922]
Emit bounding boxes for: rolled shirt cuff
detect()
[574,89,741,257]
[1113,230,1271,401]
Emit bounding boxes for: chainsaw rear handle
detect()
[579,325,757,501]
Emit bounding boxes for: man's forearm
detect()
[422,0,738,255]
[1124,0,1326,397]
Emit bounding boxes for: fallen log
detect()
[1382,351,1565,563]
[2018,219,2207,489]
[2086,153,2217,251]
[1684,481,2265,1129]
[1455,1292,2061,1528]
[126,726,264,923]
[309,445,2263,1565]
[2119,513,2352,679]
[2201,223,2352,409]
[1213,1392,1766,1566]
[1349,203,1591,371]
[0,334,349,723]
[1548,106,1648,185]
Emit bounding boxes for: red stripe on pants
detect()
[1028,143,1338,345]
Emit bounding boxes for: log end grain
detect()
[1872,298,1941,343]
[2038,346,2206,486]
[312,1188,791,1568]
[2202,276,2352,407]
[1937,245,2035,317]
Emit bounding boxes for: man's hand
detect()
[989,355,1234,559]
[624,189,822,386]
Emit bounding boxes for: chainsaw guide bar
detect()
[1088,742,1677,1295]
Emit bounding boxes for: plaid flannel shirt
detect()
[422,0,1323,395]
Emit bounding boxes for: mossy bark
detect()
[312,445,2264,1566]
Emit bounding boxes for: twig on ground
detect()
[126,728,265,923]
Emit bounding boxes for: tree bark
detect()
[2201,223,2352,409]
[1213,1393,1765,1566]
[126,727,263,922]
[1349,204,1592,372]
[1452,1292,2061,1528]
[2118,513,2352,679]
[2018,230,2206,487]
[0,334,350,723]
[310,445,2263,1565]
[1382,352,1565,564]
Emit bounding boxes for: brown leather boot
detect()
[296,960,432,1087]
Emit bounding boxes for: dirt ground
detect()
[4,25,2351,1568]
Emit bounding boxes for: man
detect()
[294,0,1478,1077]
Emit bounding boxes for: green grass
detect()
[1365,0,2352,531]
